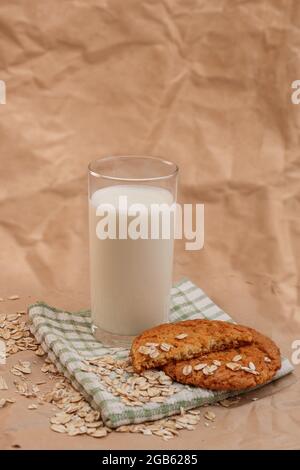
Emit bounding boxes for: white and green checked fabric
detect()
[28,279,294,428]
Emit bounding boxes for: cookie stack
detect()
[131,320,281,391]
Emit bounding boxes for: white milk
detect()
[89,185,174,336]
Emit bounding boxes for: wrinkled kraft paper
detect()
[0,0,299,450]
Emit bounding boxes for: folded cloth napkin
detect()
[28,279,294,428]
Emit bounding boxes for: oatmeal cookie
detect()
[163,328,281,390]
[131,319,253,373]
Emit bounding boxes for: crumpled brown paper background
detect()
[0,0,299,450]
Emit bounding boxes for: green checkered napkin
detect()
[28,279,294,428]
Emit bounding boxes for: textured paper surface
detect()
[0,0,299,450]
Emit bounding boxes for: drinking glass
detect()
[88,155,178,345]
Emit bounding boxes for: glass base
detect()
[92,325,136,348]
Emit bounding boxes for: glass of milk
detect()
[88,155,178,346]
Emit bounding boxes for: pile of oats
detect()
[14,376,42,398]
[0,300,220,441]
[116,408,202,440]
[42,377,111,438]
[11,360,32,376]
[43,374,202,440]
[84,356,181,407]
[0,312,38,355]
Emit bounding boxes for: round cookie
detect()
[163,328,281,391]
[131,319,253,373]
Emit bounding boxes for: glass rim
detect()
[88,155,179,182]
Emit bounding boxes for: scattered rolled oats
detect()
[189,409,201,415]
[160,343,173,352]
[219,397,241,407]
[194,363,207,371]
[7,313,19,322]
[248,362,256,371]
[147,387,160,398]
[202,366,210,376]
[86,421,103,428]
[50,413,72,425]
[0,311,38,356]
[115,408,202,440]
[241,366,259,375]
[2,330,11,340]
[51,424,66,433]
[226,362,242,371]
[10,361,32,377]
[35,346,46,357]
[212,360,222,366]
[91,428,107,438]
[232,354,242,362]
[175,333,188,340]
[10,367,23,377]
[202,365,218,375]
[264,356,272,363]
[5,398,15,403]
[182,365,193,376]
[204,411,216,421]
[149,349,160,359]
[0,398,7,408]
[28,404,38,410]
[0,397,14,408]
[41,362,58,375]
[0,375,8,390]
[15,361,31,374]
[0,313,6,323]
[138,346,151,355]
[68,428,84,436]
